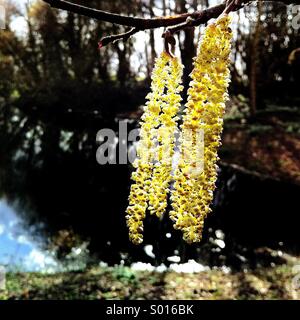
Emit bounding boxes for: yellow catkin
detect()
[126,52,183,244]
[170,14,233,244]
[148,57,184,218]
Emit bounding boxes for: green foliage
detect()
[111,266,137,283]
[224,95,250,121]
[284,123,300,134]
[247,124,273,135]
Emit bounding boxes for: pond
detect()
[0,199,221,274]
[1,158,300,273]
[0,199,58,272]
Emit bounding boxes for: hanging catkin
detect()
[148,56,183,218]
[126,52,183,244]
[170,14,233,243]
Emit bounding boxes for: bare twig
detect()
[43,0,227,29]
[224,0,244,14]
[43,0,221,28]
[162,30,176,57]
[42,0,297,47]
[99,28,140,48]
[162,0,242,44]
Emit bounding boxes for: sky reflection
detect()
[0,199,58,272]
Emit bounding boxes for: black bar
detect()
[0,300,299,319]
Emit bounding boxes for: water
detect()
[0,199,58,272]
[0,200,217,274]
[1,161,299,272]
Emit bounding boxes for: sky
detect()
[9,0,29,34]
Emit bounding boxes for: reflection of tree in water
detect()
[0,82,150,264]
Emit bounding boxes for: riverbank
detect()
[1,261,299,300]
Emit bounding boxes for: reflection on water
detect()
[0,199,220,274]
[0,199,58,272]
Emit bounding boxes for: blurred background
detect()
[0,0,299,299]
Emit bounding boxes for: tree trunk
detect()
[249,1,262,116]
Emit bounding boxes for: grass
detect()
[0,263,299,300]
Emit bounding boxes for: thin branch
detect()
[97,1,227,48]
[42,0,297,48]
[162,0,243,53]
[224,0,244,14]
[99,28,140,48]
[43,0,226,29]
